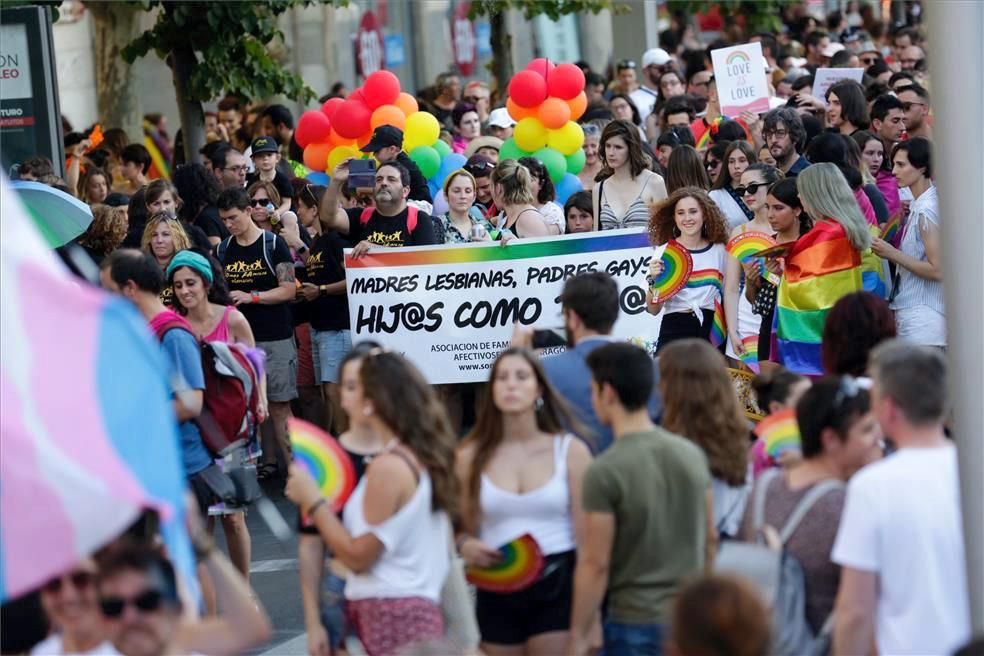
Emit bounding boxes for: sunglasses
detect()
[617,60,636,70]
[302,184,318,207]
[582,124,601,136]
[861,56,879,65]
[705,159,721,170]
[43,571,94,594]
[99,589,166,618]
[735,182,767,196]
[250,198,272,207]
[901,101,926,111]
[465,161,493,174]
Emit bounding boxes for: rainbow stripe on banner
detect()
[345,230,652,268]
[775,220,863,376]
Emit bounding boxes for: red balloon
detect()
[333,98,373,139]
[508,70,548,109]
[362,70,401,109]
[321,97,344,122]
[526,58,555,79]
[295,110,332,148]
[547,63,586,100]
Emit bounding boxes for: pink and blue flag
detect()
[0,174,193,602]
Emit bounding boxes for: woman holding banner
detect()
[455,347,592,655]
[439,169,495,243]
[490,160,550,240]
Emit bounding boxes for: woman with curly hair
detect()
[76,203,128,266]
[141,212,192,305]
[659,339,750,538]
[285,350,459,656]
[172,162,228,246]
[455,348,592,654]
[821,292,896,377]
[646,187,730,353]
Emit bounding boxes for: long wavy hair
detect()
[459,348,586,534]
[140,212,192,255]
[359,351,459,520]
[78,203,128,256]
[796,163,872,251]
[649,186,730,246]
[659,339,748,485]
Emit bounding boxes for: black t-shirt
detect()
[195,205,230,240]
[305,232,351,332]
[218,232,294,341]
[345,206,438,248]
[246,170,294,203]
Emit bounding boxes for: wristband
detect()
[297,243,308,254]
[306,497,328,517]
[250,291,261,304]
[319,284,328,296]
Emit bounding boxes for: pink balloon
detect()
[362,70,401,109]
[526,58,555,79]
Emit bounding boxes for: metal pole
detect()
[926,0,984,635]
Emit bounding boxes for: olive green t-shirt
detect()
[582,428,711,624]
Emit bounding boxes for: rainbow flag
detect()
[775,220,863,376]
[861,225,888,299]
[740,335,760,373]
[0,174,193,601]
[683,268,726,348]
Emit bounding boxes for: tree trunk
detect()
[489,10,513,99]
[168,45,205,165]
[88,2,143,141]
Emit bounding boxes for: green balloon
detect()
[565,148,586,175]
[533,147,567,184]
[498,138,530,163]
[409,145,441,179]
[433,139,452,159]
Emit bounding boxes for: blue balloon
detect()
[306,171,329,185]
[433,153,469,187]
[428,180,441,199]
[555,173,583,205]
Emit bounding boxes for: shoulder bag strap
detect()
[779,479,845,545]
[752,468,779,538]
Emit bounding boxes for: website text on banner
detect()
[344,229,658,384]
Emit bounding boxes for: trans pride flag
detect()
[0,174,193,601]
[775,220,863,376]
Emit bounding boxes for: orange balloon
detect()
[566,91,588,121]
[537,97,571,130]
[395,92,419,116]
[371,104,407,131]
[302,142,332,172]
[506,97,538,122]
[328,128,358,149]
[356,131,372,149]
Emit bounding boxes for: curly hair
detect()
[821,292,897,377]
[172,163,220,222]
[78,204,128,256]
[518,156,556,204]
[659,339,748,485]
[459,348,587,534]
[649,186,729,246]
[359,351,459,520]
[140,212,192,256]
[166,248,233,315]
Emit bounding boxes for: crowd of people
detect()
[5,3,973,656]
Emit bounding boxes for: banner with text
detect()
[710,42,770,116]
[345,229,660,384]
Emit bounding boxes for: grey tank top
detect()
[599,176,652,230]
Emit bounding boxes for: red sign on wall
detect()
[451,2,476,76]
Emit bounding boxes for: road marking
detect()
[250,558,298,574]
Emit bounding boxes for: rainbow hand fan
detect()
[880,215,901,243]
[289,418,356,513]
[649,241,693,302]
[727,231,776,263]
[754,241,797,260]
[466,534,545,593]
[753,408,801,459]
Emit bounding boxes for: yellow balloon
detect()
[404,112,441,151]
[546,121,585,156]
[327,146,361,174]
[514,117,548,153]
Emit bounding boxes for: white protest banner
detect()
[811,67,864,107]
[711,42,770,116]
[345,229,660,384]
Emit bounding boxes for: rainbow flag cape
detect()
[775,220,863,376]
[861,225,888,299]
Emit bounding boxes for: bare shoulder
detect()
[567,436,593,468]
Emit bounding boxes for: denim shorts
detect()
[319,570,347,649]
[603,621,664,656]
[310,329,352,384]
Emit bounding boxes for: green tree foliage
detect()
[667,0,795,34]
[469,0,625,91]
[120,1,346,161]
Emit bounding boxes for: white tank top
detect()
[478,434,576,555]
[343,462,451,603]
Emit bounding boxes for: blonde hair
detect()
[140,212,192,256]
[797,163,872,252]
[442,168,477,198]
[490,159,535,206]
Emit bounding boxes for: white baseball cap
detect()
[488,107,516,128]
[642,48,671,68]
[821,42,846,58]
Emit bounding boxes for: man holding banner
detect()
[320,159,438,256]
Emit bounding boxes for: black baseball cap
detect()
[250,136,279,155]
[464,154,495,177]
[361,125,403,153]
